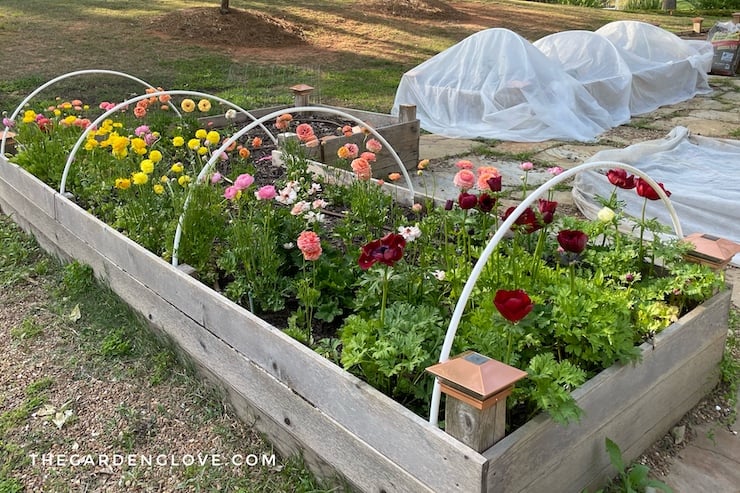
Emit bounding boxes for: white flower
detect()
[283,242,294,249]
[398,225,421,242]
[275,186,298,205]
[432,270,446,281]
[308,182,322,195]
[305,211,325,224]
[597,206,616,222]
[224,109,238,120]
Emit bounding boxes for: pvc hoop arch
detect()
[59,90,278,195]
[428,160,683,426]
[171,105,416,266]
[1,69,182,156]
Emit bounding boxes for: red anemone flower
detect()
[494,289,534,323]
[537,199,558,225]
[477,193,495,213]
[606,169,636,189]
[486,175,502,192]
[635,178,671,201]
[557,229,589,254]
[358,233,406,270]
[458,192,478,210]
[502,206,540,234]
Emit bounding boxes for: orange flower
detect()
[297,230,322,261]
[417,159,429,170]
[133,106,147,118]
[477,166,500,190]
[225,140,237,152]
[388,172,401,181]
[252,136,262,148]
[351,158,372,181]
[456,160,474,170]
[341,125,353,137]
[238,146,250,159]
[296,123,315,142]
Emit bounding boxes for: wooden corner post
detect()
[427,351,527,453]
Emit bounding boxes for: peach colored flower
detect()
[366,138,382,153]
[252,136,262,148]
[351,157,372,181]
[304,136,320,148]
[456,160,474,170]
[361,151,376,162]
[477,166,500,190]
[341,125,353,137]
[296,123,315,142]
[417,159,429,170]
[297,231,322,261]
[388,172,401,181]
[453,169,476,190]
[412,203,423,213]
[238,146,250,159]
[133,106,147,118]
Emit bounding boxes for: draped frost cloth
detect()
[572,127,740,266]
[391,28,614,142]
[392,24,713,142]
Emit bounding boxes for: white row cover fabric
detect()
[392,23,713,142]
[572,126,740,265]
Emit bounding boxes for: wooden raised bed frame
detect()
[0,154,731,492]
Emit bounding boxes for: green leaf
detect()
[605,437,625,474]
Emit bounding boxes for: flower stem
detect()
[380,265,389,327]
[639,198,647,274]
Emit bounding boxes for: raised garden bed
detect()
[0,152,731,493]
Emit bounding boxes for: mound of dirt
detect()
[367,0,463,19]
[149,7,306,48]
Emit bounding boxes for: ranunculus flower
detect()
[494,289,534,323]
[198,99,212,112]
[234,173,254,190]
[417,159,429,170]
[180,99,196,113]
[397,225,422,242]
[635,178,671,201]
[477,193,495,212]
[597,207,615,222]
[224,186,239,200]
[252,136,262,148]
[486,175,502,192]
[456,160,474,170]
[358,233,406,270]
[458,192,478,210]
[297,231,322,261]
[211,172,223,184]
[557,229,589,254]
[361,151,376,163]
[366,138,382,153]
[547,166,564,175]
[502,206,540,234]
[351,157,372,181]
[453,169,476,190]
[477,166,500,190]
[255,185,276,200]
[296,123,315,142]
[520,161,534,171]
[606,169,636,189]
[344,143,359,159]
[537,199,558,225]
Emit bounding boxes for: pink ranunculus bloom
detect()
[211,172,223,184]
[224,185,239,200]
[135,125,150,137]
[366,138,382,153]
[2,117,14,128]
[297,230,322,261]
[520,161,534,171]
[351,157,372,181]
[255,185,277,200]
[144,133,158,146]
[295,123,315,142]
[345,143,359,159]
[360,151,376,163]
[547,166,564,176]
[291,201,310,215]
[453,169,476,191]
[456,160,474,170]
[234,173,254,190]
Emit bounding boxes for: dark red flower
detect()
[477,193,495,213]
[458,192,478,210]
[358,233,406,270]
[486,175,502,192]
[606,169,636,189]
[494,289,534,323]
[557,229,589,254]
[502,206,540,234]
[537,199,558,225]
[635,178,671,201]
[444,199,454,211]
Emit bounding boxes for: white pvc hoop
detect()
[59,90,277,195]
[171,105,416,266]
[428,160,683,426]
[1,69,182,156]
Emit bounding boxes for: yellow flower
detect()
[130,137,148,155]
[149,149,163,163]
[172,136,185,147]
[197,99,212,112]
[132,172,149,185]
[178,175,191,187]
[160,175,169,183]
[63,115,77,126]
[110,135,130,159]
[140,159,155,174]
[22,110,36,123]
[61,102,72,110]
[153,184,165,195]
[187,138,200,150]
[53,109,62,117]
[206,130,220,145]
[195,129,207,140]
[197,146,208,156]
[181,99,196,113]
[84,139,98,151]
[114,178,131,190]
[170,162,184,174]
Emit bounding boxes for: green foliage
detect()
[524,353,587,424]
[100,327,133,358]
[602,437,674,493]
[688,0,740,8]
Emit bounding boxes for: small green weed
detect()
[600,437,673,493]
[100,327,132,358]
[10,317,44,341]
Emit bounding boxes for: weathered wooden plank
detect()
[0,158,56,218]
[483,288,731,493]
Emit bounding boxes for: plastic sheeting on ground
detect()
[390,28,614,142]
[572,126,740,265]
[392,23,713,142]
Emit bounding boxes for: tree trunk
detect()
[662,0,676,10]
[220,0,230,14]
